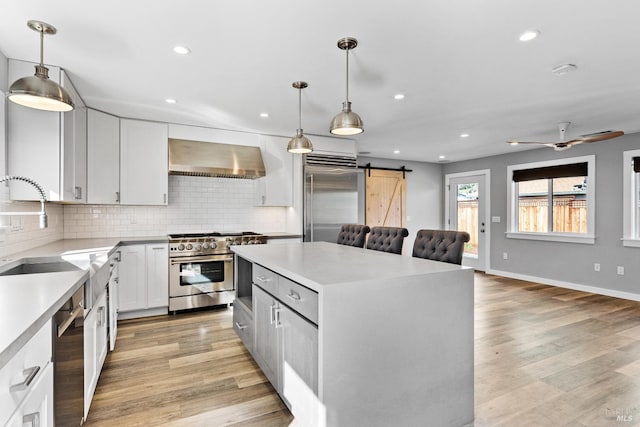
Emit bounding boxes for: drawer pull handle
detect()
[270,303,277,324]
[287,291,301,301]
[256,275,271,283]
[274,307,282,328]
[23,411,40,427]
[235,322,247,330]
[10,366,40,392]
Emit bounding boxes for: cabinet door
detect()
[252,285,280,391]
[7,59,61,201]
[146,244,168,308]
[255,135,293,206]
[108,268,119,351]
[5,363,54,427]
[96,291,108,376]
[120,119,168,205]
[83,303,98,417]
[280,305,319,409]
[61,70,87,203]
[118,245,146,312]
[87,109,120,204]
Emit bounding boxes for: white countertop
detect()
[0,235,167,370]
[0,270,88,369]
[231,241,468,293]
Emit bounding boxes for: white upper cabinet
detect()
[7,59,87,202]
[87,109,120,204]
[255,135,293,206]
[120,119,168,205]
[308,135,357,157]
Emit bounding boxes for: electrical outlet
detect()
[503,252,508,260]
[594,263,600,272]
[617,266,625,275]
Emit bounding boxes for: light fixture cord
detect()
[345,48,350,102]
[298,88,302,129]
[39,27,44,66]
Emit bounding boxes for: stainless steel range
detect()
[168,232,267,311]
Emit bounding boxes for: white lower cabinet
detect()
[5,362,54,427]
[118,244,168,318]
[0,319,53,426]
[84,290,108,418]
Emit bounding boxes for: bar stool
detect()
[411,229,470,265]
[337,224,371,248]
[365,226,409,255]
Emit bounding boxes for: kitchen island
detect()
[232,241,474,427]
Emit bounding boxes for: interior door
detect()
[365,169,406,227]
[448,174,486,270]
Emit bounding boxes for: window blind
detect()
[512,162,588,182]
[633,157,640,173]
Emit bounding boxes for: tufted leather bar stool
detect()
[365,226,409,255]
[337,224,371,248]
[412,229,470,265]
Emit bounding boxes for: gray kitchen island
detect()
[231,241,474,427]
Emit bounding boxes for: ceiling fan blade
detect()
[507,140,549,145]
[577,130,624,142]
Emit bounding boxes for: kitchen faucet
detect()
[0,175,48,228]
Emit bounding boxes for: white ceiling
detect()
[2,1,640,162]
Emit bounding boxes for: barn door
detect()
[365,169,406,227]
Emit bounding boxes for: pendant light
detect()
[287,81,313,154]
[8,20,74,112]
[330,37,363,136]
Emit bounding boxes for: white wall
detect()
[358,156,443,255]
[443,133,640,299]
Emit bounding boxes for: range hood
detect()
[168,138,266,179]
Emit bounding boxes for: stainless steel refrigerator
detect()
[303,154,365,242]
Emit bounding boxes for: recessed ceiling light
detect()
[260,112,269,118]
[165,98,177,104]
[394,94,405,100]
[439,155,446,160]
[393,150,400,154]
[460,133,469,138]
[173,46,191,55]
[519,30,540,42]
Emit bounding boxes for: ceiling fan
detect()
[508,122,624,151]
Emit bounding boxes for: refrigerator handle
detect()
[309,174,314,242]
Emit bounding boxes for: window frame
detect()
[506,155,595,244]
[622,149,640,248]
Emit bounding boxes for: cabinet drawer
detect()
[253,264,278,295]
[233,302,254,355]
[0,319,52,425]
[277,277,318,325]
[5,362,53,427]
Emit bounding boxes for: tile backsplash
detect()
[0,186,64,258]
[63,175,289,239]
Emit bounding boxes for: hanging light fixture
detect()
[8,20,74,112]
[287,81,313,154]
[330,37,363,136]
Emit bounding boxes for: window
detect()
[622,150,640,247]
[507,155,595,244]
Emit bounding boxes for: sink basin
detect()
[0,261,82,276]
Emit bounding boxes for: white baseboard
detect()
[486,268,640,302]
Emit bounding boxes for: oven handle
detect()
[170,255,234,264]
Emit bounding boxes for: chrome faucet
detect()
[0,176,48,228]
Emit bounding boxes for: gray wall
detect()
[358,156,443,255]
[443,133,640,296]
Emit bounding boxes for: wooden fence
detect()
[456,197,586,253]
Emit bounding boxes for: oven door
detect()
[169,254,234,297]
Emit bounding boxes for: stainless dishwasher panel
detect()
[53,283,85,426]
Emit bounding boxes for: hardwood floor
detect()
[85,273,640,426]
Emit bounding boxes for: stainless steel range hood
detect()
[168,138,266,179]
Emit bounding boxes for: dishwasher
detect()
[53,283,85,426]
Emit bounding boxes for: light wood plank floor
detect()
[85,273,640,426]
